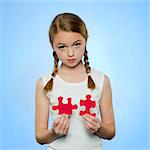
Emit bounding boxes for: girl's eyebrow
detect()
[57,40,82,46]
[73,40,82,44]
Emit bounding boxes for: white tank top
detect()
[42,68,104,150]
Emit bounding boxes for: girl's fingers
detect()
[63,118,70,134]
[83,121,94,133]
[59,115,69,134]
[85,114,100,124]
[52,115,65,135]
[52,117,60,128]
[85,120,95,130]
[84,114,100,123]
[54,114,70,135]
[52,117,62,135]
[82,115,96,126]
[56,114,65,130]
[82,114,101,133]
[52,114,70,136]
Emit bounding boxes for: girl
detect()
[35,12,115,150]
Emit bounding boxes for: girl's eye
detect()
[74,43,81,48]
[58,46,65,50]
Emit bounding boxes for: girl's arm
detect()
[35,78,59,144]
[82,75,115,140]
[96,75,115,139]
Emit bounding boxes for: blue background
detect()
[0,0,149,150]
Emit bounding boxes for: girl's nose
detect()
[67,47,74,57]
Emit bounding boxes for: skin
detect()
[53,31,86,71]
[35,31,115,144]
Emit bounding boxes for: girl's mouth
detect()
[67,59,76,63]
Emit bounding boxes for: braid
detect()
[84,47,96,90]
[44,51,59,92]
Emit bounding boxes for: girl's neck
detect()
[59,61,86,75]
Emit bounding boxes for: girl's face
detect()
[53,31,86,68]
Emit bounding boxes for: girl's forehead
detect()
[53,31,85,44]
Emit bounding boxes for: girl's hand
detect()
[52,114,70,137]
[82,114,102,134]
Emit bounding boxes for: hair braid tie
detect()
[87,73,91,76]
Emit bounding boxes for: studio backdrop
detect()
[0,0,149,150]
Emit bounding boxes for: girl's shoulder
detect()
[91,68,105,89]
[40,72,52,87]
[91,68,105,79]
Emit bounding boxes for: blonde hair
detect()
[44,12,95,92]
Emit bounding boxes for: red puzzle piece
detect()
[79,94,96,117]
[52,96,78,115]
